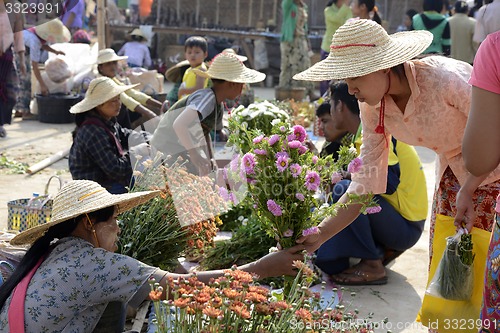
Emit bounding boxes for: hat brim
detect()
[97,55,129,65]
[165,60,190,82]
[36,25,71,44]
[294,30,433,81]
[192,67,265,84]
[70,83,139,114]
[11,189,159,245]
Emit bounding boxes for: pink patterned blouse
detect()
[348,56,500,195]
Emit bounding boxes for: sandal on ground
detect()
[331,270,388,286]
[382,249,405,266]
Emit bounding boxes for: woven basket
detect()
[7,176,62,232]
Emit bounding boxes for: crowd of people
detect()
[1,0,500,331]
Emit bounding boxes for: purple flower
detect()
[366,206,382,214]
[230,154,240,172]
[347,157,363,173]
[283,229,294,237]
[295,193,305,201]
[331,172,343,184]
[275,151,289,159]
[302,226,319,237]
[267,199,283,216]
[292,125,307,142]
[254,149,267,155]
[253,135,264,144]
[276,155,289,172]
[242,153,256,174]
[288,140,302,149]
[298,145,308,155]
[290,163,302,178]
[280,126,286,132]
[218,187,231,201]
[312,156,318,164]
[268,134,280,146]
[305,171,320,191]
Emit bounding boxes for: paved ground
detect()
[0,85,435,332]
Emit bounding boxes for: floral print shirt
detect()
[348,56,500,195]
[0,237,162,332]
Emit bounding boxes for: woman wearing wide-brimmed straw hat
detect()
[17,18,70,119]
[96,48,162,129]
[117,28,152,69]
[295,19,500,287]
[0,180,304,332]
[69,76,150,194]
[151,52,265,176]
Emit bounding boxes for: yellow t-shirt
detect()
[354,125,428,221]
[180,63,209,99]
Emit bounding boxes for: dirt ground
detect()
[0,86,436,332]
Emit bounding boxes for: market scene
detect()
[0,0,500,332]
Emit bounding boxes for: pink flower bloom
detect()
[268,134,280,146]
[283,229,294,237]
[347,157,363,173]
[366,206,382,214]
[242,153,256,174]
[302,226,319,237]
[280,126,286,132]
[253,135,264,144]
[298,145,308,155]
[276,155,289,172]
[267,199,283,216]
[290,163,302,178]
[275,151,289,159]
[230,154,240,172]
[218,187,231,201]
[254,149,267,155]
[288,140,302,149]
[305,171,320,191]
[292,125,307,142]
[331,172,343,184]
[295,193,305,201]
[311,156,318,164]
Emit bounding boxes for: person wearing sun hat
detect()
[295,19,500,291]
[151,52,265,176]
[16,18,70,120]
[117,28,152,68]
[68,76,150,194]
[0,179,305,332]
[96,48,161,129]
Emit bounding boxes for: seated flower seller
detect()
[0,180,305,332]
[69,77,151,194]
[96,48,162,129]
[314,81,428,285]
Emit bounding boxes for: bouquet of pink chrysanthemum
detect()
[223,121,377,255]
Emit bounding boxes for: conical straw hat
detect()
[35,19,71,44]
[192,53,265,84]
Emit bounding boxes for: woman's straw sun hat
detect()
[35,19,71,44]
[11,180,159,245]
[222,48,248,62]
[294,19,433,81]
[165,59,190,83]
[69,77,138,114]
[192,53,265,84]
[97,48,128,65]
[130,28,147,40]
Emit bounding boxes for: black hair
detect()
[330,81,360,115]
[184,36,208,53]
[358,0,382,24]
[72,109,100,139]
[406,8,418,19]
[131,35,145,42]
[454,0,469,13]
[0,205,116,310]
[326,0,338,6]
[423,0,444,12]
[316,102,332,117]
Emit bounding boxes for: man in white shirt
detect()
[473,0,500,43]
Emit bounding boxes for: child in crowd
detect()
[151,53,265,176]
[117,28,152,69]
[177,36,209,100]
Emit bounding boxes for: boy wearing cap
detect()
[96,48,161,128]
[151,52,265,176]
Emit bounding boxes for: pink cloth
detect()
[348,56,500,195]
[469,31,500,95]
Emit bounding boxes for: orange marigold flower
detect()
[230,302,251,319]
[245,292,267,303]
[173,298,190,308]
[194,292,211,304]
[270,301,291,312]
[254,303,272,315]
[223,288,241,299]
[211,296,223,308]
[295,308,312,322]
[202,307,223,319]
[196,239,204,249]
[248,286,269,296]
[149,289,163,301]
